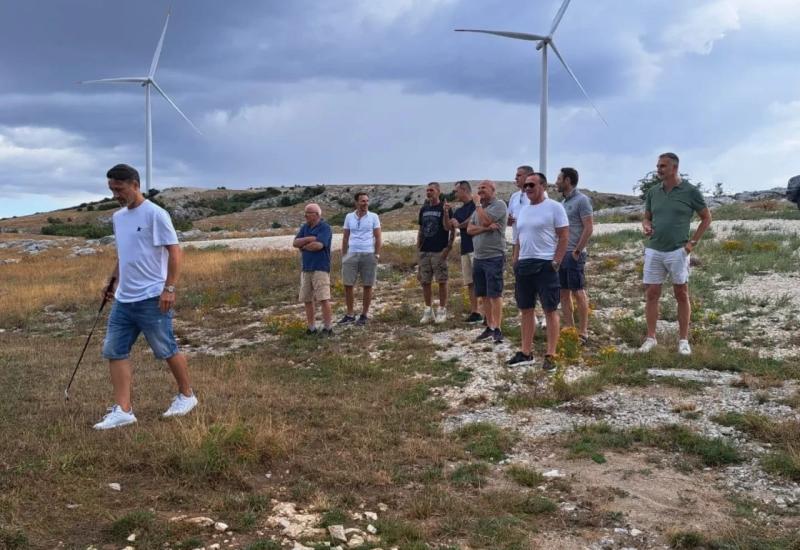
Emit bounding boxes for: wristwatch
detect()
[165,285,176,293]
[551,261,560,271]
[689,240,698,245]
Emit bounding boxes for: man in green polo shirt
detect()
[639,152,712,356]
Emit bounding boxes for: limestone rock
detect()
[328,524,347,542]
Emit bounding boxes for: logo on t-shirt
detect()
[137,227,142,232]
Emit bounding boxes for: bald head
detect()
[304,202,322,226]
[477,179,497,202]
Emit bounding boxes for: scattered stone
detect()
[267,501,325,539]
[630,528,643,537]
[366,524,378,534]
[292,543,314,550]
[213,521,228,532]
[364,511,378,521]
[0,258,20,264]
[377,503,388,512]
[66,504,79,509]
[347,535,365,548]
[127,533,136,541]
[108,482,121,491]
[209,545,221,550]
[542,469,564,478]
[328,524,347,542]
[614,527,628,534]
[186,517,215,527]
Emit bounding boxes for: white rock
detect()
[377,503,388,512]
[127,533,136,541]
[66,504,79,509]
[614,527,628,534]
[542,469,564,478]
[108,483,121,491]
[328,524,347,542]
[367,524,378,534]
[364,511,378,521]
[187,517,215,527]
[630,528,643,537]
[292,543,314,550]
[122,547,135,550]
[209,545,221,550]
[345,528,365,535]
[214,521,229,531]
[348,535,365,548]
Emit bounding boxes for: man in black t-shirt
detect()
[417,182,455,324]
[450,180,482,323]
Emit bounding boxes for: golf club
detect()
[64,277,116,400]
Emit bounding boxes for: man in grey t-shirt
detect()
[556,167,593,343]
[467,180,508,344]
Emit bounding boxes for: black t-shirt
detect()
[418,202,453,252]
[453,201,476,255]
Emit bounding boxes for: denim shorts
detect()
[473,255,505,298]
[102,297,180,360]
[558,251,586,290]
[514,259,561,312]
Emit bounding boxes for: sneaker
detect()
[420,307,434,324]
[305,327,318,335]
[465,312,483,324]
[434,307,448,324]
[506,351,534,367]
[492,328,504,344]
[638,337,657,353]
[579,334,589,345]
[355,314,368,326]
[337,314,356,325]
[537,316,547,329]
[320,328,334,337]
[93,405,137,430]
[474,327,494,342]
[542,355,557,373]
[163,393,198,418]
[678,339,692,356]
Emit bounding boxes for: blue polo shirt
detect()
[296,220,332,272]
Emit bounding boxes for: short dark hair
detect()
[106,164,140,182]
[560,167,579,187]
[518,165,534,176]
[427,181,440,190]
[532,172,547,185]
[659,152,679,166]
[456,180,471,192]
[354,191,369,201]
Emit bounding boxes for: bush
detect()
[41,223,113,239]
[634,171,701,199]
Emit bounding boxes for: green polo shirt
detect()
[644,181,707,252]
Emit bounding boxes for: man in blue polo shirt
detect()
[293,203,334,335]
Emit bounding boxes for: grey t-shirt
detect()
[562,190,593,252]
[471,198,508,260]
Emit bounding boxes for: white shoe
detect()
[678,340,692,356]
[434,307,447,324]
[420,307,433,324]
[93,405,137,430]
[638,337,657,353]
[163,392,198,417]
[537,316,547,329]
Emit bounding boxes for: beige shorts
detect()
[460,253,474,285]
[299,271,331,302]
[643,247,690,285]
[418,250,449,284]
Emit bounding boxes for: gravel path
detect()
[183,219,800,252]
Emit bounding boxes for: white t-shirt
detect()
[513,198,569,261]
[112,200,179,303]
[507,189,530,222]
[343,211,381,253]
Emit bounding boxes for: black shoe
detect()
[542,355,557,373]
[492,328,504,344]
[482,317,488,327]
[579,334,589,345]
[474,327,494,342]
[465,312,483,324]
[305,327,318,336]
[320,328,334,337]
[337,314,356,325]
[506,351,534,367]
[355,314,368,326]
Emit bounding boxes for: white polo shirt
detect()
[507,189,530,221]
[343,211,381,253]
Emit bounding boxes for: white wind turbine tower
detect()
[81,11,202,193]
[456,0,606,177]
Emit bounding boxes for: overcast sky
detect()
[2,0,799,218]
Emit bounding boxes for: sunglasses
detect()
[523,183,538,190]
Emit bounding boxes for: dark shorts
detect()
[473,256,505,298]
[514,259,561,312]
[558,251,586,291]
[102,297,179,360]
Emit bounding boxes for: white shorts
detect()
[460,253,474,285]
[643,247,690,285]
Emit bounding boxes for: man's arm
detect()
[373,227,382,256]
[303,241,324,251]
[512,243,520,264]
[685,208,712,253]
[466,220,486,236]
[293,236,316,249]
[553,226,569,267]
[572,215,594,259]
[159,244,182,312]
[342,228,350,256]
[103,263,120,301]
[472,194,495,227]
[642,210,653,236]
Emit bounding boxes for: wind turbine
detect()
[456,0,606,177]
[81,11,202,193]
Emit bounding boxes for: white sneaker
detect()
[537,316,547,329]
[93,405,137,430]
[434,307,447,324]
[638,337,657,353]
[678,340,692,356]
[163,392,198,417]
[420,307,433,324]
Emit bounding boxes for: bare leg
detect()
[166,353,192,396]
[304,301,316,328]
[485,296,502,329]
[109,359,134,411]
[344,286,355,316]
[574,289,590,337]
[644,284,662,339]
[422,283,432,306]
[673,283,690,340]
[438,281,448,308]
[362,286,372,317]
[320,299,333,329]
[560,289,574,328]
[544,309,560,356]
[467,283,477,313]
[520,308,535,355]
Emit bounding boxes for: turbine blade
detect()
[149,10,171,77]
[549,0,572,36]
[80,77,147,84]
[150,80,203,135]
[549,41,608,126]
[455,29,547,41]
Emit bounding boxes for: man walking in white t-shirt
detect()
[94,164,197,430]
[507,165,533,227]
[339,192,382,326]
[508,173,569,372]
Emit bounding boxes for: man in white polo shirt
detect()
[338,192,382,326]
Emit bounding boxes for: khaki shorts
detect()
[460,253,474,285]
[418,250,449,284]
[342,252,378,286]
[299,271,331,302]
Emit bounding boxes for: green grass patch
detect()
[505,465,544,487]
[0,527,29,550]
[41,222,113,238]
[375,518,425,545]
[470,515,529,550]
[453,423,516,462]
[761,450,800,482]
[450,462,490,488]
[244,540,282,550]
[104,510,157,544]
[592,229,645,251]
